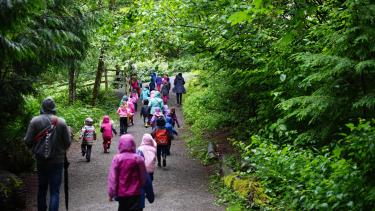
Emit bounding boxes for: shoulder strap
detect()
[33,116,58,142]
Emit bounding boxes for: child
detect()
[117,101,128,135]
[108,134,147,210]
[137,134,157,181]
[127,99,135,126]
[155,75,162,92]
[160,81,169,104]
[150,107,164,129]
[140,85,150,104]
[100,115,117,153]
[140,99,150,127]
[79,117,96,162]
[169,107,180,128]
[151,118,169,167]
[119,95,128,107]
[163,104,170,116]
[165,116,178,156]
[130,89,139,112]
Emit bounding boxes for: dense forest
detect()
[0,0,374,210]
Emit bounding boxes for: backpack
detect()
[33,116,58,160]
[154,129,169,145]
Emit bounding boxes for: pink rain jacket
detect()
[108,134,146,198]
[137,134,157,173]
[117,106,128,117]
[101,115,113,139]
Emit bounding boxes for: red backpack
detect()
[154,129,169,145]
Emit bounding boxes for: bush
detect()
[232,122,375,210]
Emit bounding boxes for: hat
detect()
[41,97,56,114]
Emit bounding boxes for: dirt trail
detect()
[24,78,223,211]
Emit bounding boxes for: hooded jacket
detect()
[101,115,114,138]
[108,134,146,198]
[173,74,186,94]
[140,87,150,101]
[137,134,157,173]
[148,91,164,115]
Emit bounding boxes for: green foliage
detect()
[232,124,375,210]
[0,172,25,210]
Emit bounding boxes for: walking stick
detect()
[64,154,70,210]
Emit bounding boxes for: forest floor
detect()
[23,80,223,211]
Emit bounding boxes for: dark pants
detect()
[103,137,111,151]
[81,144,92,161]
[157,145,168,164]
[37,162,64,211]
[118,195,141,211]
[119,117,128,134]
[176,93,182,104]
[149,173,154,181]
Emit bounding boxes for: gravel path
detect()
[24,81,223,211]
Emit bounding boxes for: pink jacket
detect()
[127,101,135,114]
[108,134,146,198]
[101,115,113,138]
[117,106,128,117]
[137,134,157,173]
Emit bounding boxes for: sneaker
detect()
[82,151,85,157]
[86,158,90,162]
[162,159,166,167]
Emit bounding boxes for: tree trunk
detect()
[115,65,120,89]
[104,67,108,91]
[68,62,77,104]
[92,50,105,106]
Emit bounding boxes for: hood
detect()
[40,97,56,114]
[102,115,110,123]
[141,134,157,147]
[118,134,136,153]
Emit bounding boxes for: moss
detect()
[222,172,269,207]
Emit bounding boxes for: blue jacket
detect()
[140,174,154,208]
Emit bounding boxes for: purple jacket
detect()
[108,134,146,198]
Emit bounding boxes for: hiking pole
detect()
[64,154,70,210]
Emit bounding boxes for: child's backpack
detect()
[161,85,169,96]
[154,128,169,145]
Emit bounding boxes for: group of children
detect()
[77,72,180,210]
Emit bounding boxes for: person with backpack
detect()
[137,134,157,181]
[100,115,117,153]
[152,118,170,167]
[79,117,96,162]
[161,81,170,104]
[108,134,147,211]
[24,97,71,211]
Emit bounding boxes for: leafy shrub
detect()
[232,123,375,210]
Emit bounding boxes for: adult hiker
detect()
[108,134,147,211]
[24,97,71,211]
[173,73,186,105]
